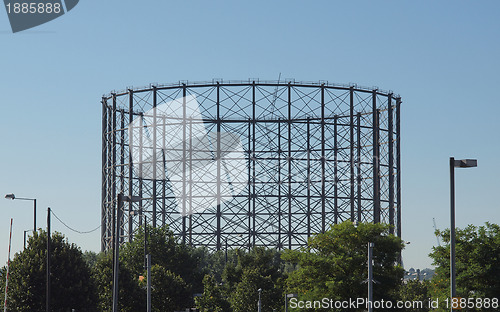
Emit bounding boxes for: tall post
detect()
[349,87,355,221]
[450,157,456,306]
[225,237,228,264]
[144,215,148,270]
[33,199,37,233]
[146,254,151,312]
[368,242,374,312]
[47,208,51,312]
[257,289,262,312]
[112,194,124,312]
[4,218,13,312]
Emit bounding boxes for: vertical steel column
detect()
[182,84,187,244]
[333,115,338,224]
[101,98,108,251]
[216,83,221,251]
[252,82,257,247]
[306,118,311,238]
[372,91,380,223]
[277,119,282,249]
[247,119,252,249]
[120,110,125,243]
[162,114,166,226]
[349,87,355,221]
[138,103,143,229]
[111,94,117,251]
[128,90,134,241]
[189,118,193,244]
[321,85,326,233]
[287,83,292,248]
[107,105,113,249]
[152,87,158,228]
[356,112,362,222]
[396,98,402,237]
[388,95,395,234]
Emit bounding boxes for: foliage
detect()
[282,221,404,312]
[429,222,500,311]
[397,280,430,312]
[195,274,231,312]
[140,264,192,312]
[222,247,284,312]
[3,230,97,312]
[91,252,144,312]
[120,225,204,293]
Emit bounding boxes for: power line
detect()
[50,209,101,234]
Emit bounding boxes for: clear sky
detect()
[1,1,499,270]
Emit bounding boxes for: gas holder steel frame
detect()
[101,80,402,252]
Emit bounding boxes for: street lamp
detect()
[450,157,477,308]
[113,194,141,312]
[367,242,374,312]
[285,293,298,312]
[130,210,151,312]
[257,288,262,312]
[5,194,36,233]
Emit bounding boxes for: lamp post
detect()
[113,194,141,312]
[367,242,374,312]
[23,230,30,250]
[449,157,477,309]
[257,288,262,312]
[130,210,150,312]
[285,293,298,312]
[5,194,36,233]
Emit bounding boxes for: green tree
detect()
[195,274,231,312]
[2,230,97,312]
[282,221,404,312]
[91,252,144,312]
[140,264,192,312]
[397,280,430,312]
[120,225,204,292]
[429,222,500,311]
[222,247,284,312]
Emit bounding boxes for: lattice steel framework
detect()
[101,80,402,251]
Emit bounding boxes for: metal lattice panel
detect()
[101,80,402,251]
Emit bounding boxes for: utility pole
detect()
[147,254,151,312]
[47,207,51,312]
[112,194,124,312]
[367,242,374,312]
[257,288,262,312]
[113,194,141,312]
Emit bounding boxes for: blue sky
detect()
[0,1,499,269]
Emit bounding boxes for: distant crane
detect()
[433,218,441,247]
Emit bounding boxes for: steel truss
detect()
[101,80,402,251]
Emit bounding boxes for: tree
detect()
[2,230,97,312]
[282,221,404,312]
[429,222,500,311]
[91,251,144,312]
[195,274,231,312]
[230,267,281,312]
[397,280,430,312]
[120,225,204,293]
[138,264,192,312]
[222,247,284,312]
